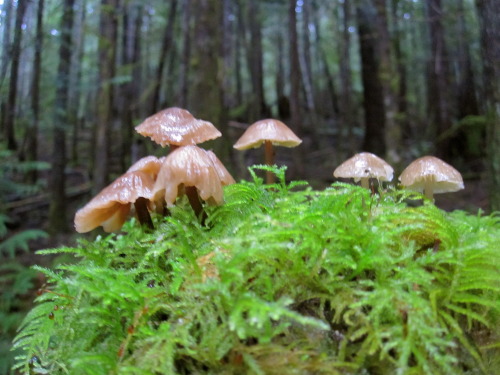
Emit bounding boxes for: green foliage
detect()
[12,167,500,374]
[0,147,50,373]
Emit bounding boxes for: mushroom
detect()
[74,171,155,233]
[135,107,222,150]
[233,118,302,183]
[153,145,235,223]
[333,152,394,189]
[126,155,165,178]
[399,156,464,200]
[127,155,167,214]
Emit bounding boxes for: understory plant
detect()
[12,166,500,374]
[1,148,49,374]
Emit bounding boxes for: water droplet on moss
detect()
[48,312,54,320]
[147,280,155,288]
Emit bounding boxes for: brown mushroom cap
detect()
[135,107,222,147]
[399,156,464,194]
[74,171,155,233]
[126,155,165,178]
[233,119,302,150]
[153,145,234,206]
[333,152,394,182]
[205,150,236,186]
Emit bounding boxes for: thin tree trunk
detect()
[299,0,315,112]
[93,0,118,193]
[26,0,44,183]
[151,0,178,113]
[374,0,401,165]
[179,0,191,108]
[357,2,386,156]
[425,0,453,158]
[48,0,75,234]
[339,0,355,154]
[476,0,500,211]
[0,0,13,84]
[288,0,304,177]
[4,0,28,151]
[247,0,266,121]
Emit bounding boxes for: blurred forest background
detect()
[1,0,499,237]
[0,0,499,371]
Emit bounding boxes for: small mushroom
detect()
[135,107,222,150]
[333,152,394,189]
[153,145,235,223]
[399,156,464,200]
[74,171,155,233]
[233,119,302,183]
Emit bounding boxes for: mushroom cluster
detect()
[74,107,234,232]
[332,152,464,201]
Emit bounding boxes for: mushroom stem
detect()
[134,197,154,230]
[264,140,275,184]
[423,180,434,201]
[360,177,370,189]
[185,186,207,224]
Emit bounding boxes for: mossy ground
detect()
[12,167,500,374]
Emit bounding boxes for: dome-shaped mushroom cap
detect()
[74,171,155,233]
[153,145,234,206]
[206,150,236,186]
[399,156,464,194]
[233,119,302,150]
[126,155,165,178]
[135,107,222,147]
[333,152,394,182]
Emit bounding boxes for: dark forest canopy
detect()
[0,0,499,233]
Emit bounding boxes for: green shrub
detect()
[13,166,500,374]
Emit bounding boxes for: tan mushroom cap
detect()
[74,171,155,233]
[399,156,464,194]
[233,119,302,150]
[153,145,235,206]
[126,155,166,178]
[334,152,394,182]
[135,107,222,147]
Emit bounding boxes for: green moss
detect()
[12,166,500,374]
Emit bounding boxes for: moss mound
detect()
[13,167,500,374]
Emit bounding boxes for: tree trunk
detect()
[299,0,315,112]
[247,0,267,121]
[425,0,453,158]
[179,0,191,108]
[476,0,500,211]
[374,0,401,165]
[339,0,355,154]
[4,0,28,151]
[357,2,386,156]
[288,0,304,177]
[0,0,13,83]
[189,0,227,157]
[25,0,44,183]
[93,0,118,193]
[48,0,75,234]
[151,0,178,113]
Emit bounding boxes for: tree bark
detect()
[26,0,44,183]
[93,0,118,193]
[247,0,267,121]
[476,0,500,211]
[4,0,28,151]
[189,0,227,158]
[179,0,191,108]
[425,0,453,158]
[48,0,75,234]
[151,0,178,113]
[374,0,401,165]
[357,2,386,156]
